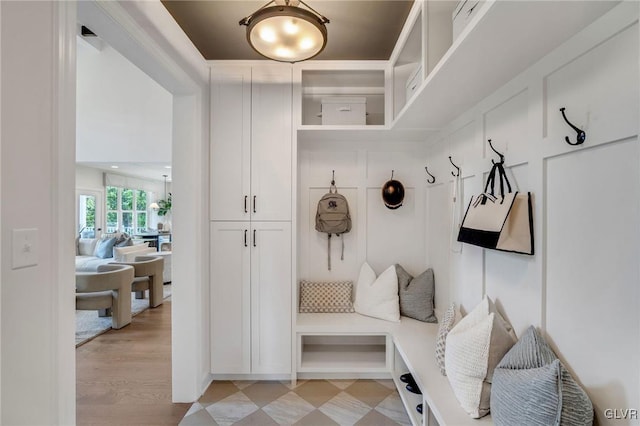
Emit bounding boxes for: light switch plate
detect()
[12,228,39,269]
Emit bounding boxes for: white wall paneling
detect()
[425,180,451,319]
[298,141,428,284]
[545,138,639,422]
[366,186,423,275]
[424,4,639,424]
[483,89,529,162]
[448,119,478,172]
[543,21,639,149]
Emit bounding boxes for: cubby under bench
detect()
[296,313,493,426]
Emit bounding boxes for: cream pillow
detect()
[435,303,461,375]
[353,263,400,322]
[113,243,153,262]
[77,238,98,256]
[445,296,517,418]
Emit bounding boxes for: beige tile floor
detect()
[179,379,413,426]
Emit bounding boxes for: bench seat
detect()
[296,313,493,425]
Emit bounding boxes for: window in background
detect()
[106,186,148,234]
[78,194,97,238]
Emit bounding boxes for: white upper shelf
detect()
[392,0,618,131]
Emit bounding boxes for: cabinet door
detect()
[251,66,292,221]
[210,66,251,221]
[210,222,251,374]
[251,222,292,374]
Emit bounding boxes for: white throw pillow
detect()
[445,296,517,418]
[77,238,98,256]
[353,263,400,322]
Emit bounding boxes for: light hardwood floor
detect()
[77,299,190,425]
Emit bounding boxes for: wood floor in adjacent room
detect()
[76,299,190,426]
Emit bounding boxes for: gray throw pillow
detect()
[395,264,437,323]
[115,237,133,247]
[492,360,562,426]
[492,326,593,426]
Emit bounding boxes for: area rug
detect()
[75,284,172,347]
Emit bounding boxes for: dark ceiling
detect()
[161,1,414,61]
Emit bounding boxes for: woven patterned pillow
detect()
[299,280,355,313]
[435,303,458,375]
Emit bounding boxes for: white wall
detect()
[424,4,639,425]
[76,41,172,163]
[1,2,76,424]
[76,163,104,189]
[298,139,428,282]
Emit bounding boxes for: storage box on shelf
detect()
[299,68,385,127]
[321,97,367,126]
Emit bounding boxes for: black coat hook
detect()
[449,156,460,177]
[425,166,436,184]
[487,139,505,165]
[560,107,586,146]
[331,170,335,186]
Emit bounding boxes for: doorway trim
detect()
[71,0,210,404]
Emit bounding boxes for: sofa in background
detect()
[75,235,156,271]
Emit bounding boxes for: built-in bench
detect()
[296,313,493,426]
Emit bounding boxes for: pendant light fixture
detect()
[239,0,329,63]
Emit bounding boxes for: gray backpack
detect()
[315,187,352,270]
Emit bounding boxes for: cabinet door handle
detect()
[253,195,257,213]
[253,229,257,247]
[244,195,248,214]
[244,229,248,247]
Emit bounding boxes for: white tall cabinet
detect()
[210,64,292,376]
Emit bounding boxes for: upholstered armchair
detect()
[112,255,165,308]
[76,264,135,329]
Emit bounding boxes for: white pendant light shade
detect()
[241,2,329,63]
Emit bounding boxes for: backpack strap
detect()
[327,234,332,271]
[341,234,344,261]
